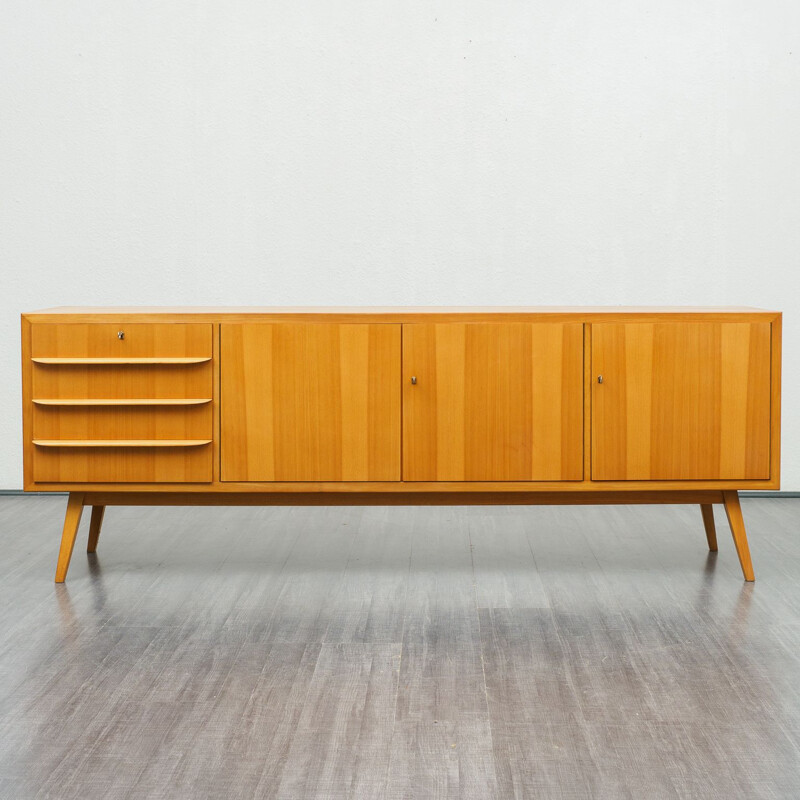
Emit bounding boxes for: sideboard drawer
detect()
[31,323,211,361]
[32,403,211,443]
[32,443,211,483]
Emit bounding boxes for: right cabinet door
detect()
[592,322,771,480]
[402,322,584,481]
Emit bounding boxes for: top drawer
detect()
[31,323,212,361]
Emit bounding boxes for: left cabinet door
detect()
[220,323,401,481]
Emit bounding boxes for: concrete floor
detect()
[1,495,799,799]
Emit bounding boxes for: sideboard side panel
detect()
[770,315,782,485]
[21,315,33,489]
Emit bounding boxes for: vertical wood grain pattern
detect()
[31,362,212,401]
[592,322,771,480]
[212,323,221,483]
[21,311,780,492]
[402,323,584,481]
[220,324,401,481]
[583,323,592,489]
[21,315,33,490]
[770,316,782,486]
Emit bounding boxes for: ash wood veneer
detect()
[220,323,401,481]
[402,322,583,481]
[20,307,781,583]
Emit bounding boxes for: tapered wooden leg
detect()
[87,505,105,553]
[722,491,754,582]
[55,493,85,583]
[700,504,718,551]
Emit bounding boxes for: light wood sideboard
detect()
[20,307,781,582]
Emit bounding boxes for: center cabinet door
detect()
[221,324,401,481]
[402,323,584,481]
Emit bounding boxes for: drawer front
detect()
[28,322,213,484]
[33,444,211,483]
[31,362,212,401]
[31,323,212,360]
[33,403,211,442]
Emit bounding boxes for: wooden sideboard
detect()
[21,307,782,582]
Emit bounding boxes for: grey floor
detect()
[1,498,800,799]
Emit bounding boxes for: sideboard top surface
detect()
[22,306,781,323]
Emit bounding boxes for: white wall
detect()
[1,1,798,490]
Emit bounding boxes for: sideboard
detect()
[20,307,781,582]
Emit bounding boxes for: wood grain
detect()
[81,489,726,507]
[402,322,583,480]
[33,404,211,440]
[32,444,212,483]
[28,324,213,485]
[26,478,778,492]
[32,398,211,406]
[30,323,211,359]
[21,315,33,490]
[20,309,781,496]
[33,440,212,448]
[221,323,401,481]
[591,322,772,480]
[31,362,212,401]
[31,357,211,364]
[770,314,782,491]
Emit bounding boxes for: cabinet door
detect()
[592,322,771,480]
[221,324,401,481]
[402,323,584,481]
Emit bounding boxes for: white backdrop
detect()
[1,1,798,490]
